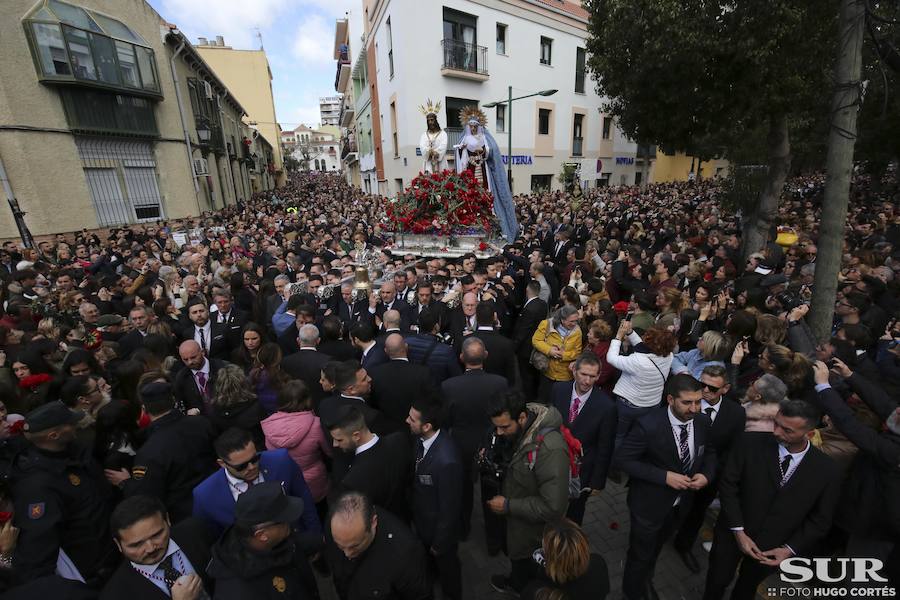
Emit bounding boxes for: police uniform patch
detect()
[28,503,45,519]
[68,473,81,486]
[272,576,286,592]
[131,466,147,480]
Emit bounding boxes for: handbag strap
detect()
[647,357,666,386]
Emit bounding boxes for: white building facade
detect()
[319,96,342,127]
[358,0,638,197]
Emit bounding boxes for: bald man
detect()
[366,282,412,331]
[375,309,405,347]
[173,340,230,415]
[448,291,480,353]
[368,333,436,432]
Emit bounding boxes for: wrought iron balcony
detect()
[441,39,488,81]
[335,47,351,92]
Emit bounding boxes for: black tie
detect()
[704,407,715,422]
[415,439,425,472]
[779,454,793,485]
[678,424,691,473]
[158,554,181,590]
[198,328,208,355]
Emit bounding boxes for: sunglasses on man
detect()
[702,382,721,393]
[224,452,262,472]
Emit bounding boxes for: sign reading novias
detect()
[616,156,635,165]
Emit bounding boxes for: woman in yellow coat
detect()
[532,305,583,402]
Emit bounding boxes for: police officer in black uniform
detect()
[10,401,118,587]
[102,382,218,524]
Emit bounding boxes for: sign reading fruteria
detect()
[501,155,533,165]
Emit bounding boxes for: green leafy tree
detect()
[584,0,837,258]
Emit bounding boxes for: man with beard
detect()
[102,495,214,600]
[328,406,412,522]
[10,401,119,586]
[419,101,448,174]
[208,482,319,599]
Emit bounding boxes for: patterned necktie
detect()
[158,554,181,591]
[704,407,715,422]
[569,396,581,423]
[415,439,425,472]
[678,424,691,473]
[779,454,793,485]
[196,371,208,398]
[198,327,208,355]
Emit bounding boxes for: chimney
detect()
[215,35,225,46]
[197,36,208,45]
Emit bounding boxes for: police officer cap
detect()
[235,481,304,528]
[24,400,84,433]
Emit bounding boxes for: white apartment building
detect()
[319,96,343,127]
[287,125,342,172]
[355,0,639,197]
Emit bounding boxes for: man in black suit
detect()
[406,307,462,385]
[119,305,153,358]
[172,340,229,416]
[276,304,317,357]
[550,226,574,273]
[317,315,358,361]
[703,399,840,600]
[374,309,405,346]
[328,406,413,521]
[101,495,215,600]
[615,374,716,600]
[281,323,333,410]
[183,299,231,361]
[672,365,747,573]
[350,320,389,370]
[331,283,367,333]
[446,291,479,352]
[103,382,217,524]
[363,282,412,331]
[442,337,509,538]
[552,354,617,525]
[368,333,435,432]
[472,300,517,386]
[212,290,249,349]
[511,281,548,397]
[407,281,446,331]
[318,360,390,457]
[407,395,463,600]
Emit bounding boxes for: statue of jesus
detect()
[418,100,448,174]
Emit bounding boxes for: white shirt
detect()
[131,539,200,595]
[608,332,674,407]
[356,434,379,455]
[777,439,810,484]
[217,311,231,324]
[700,399,720,424]
[570,384,591,419]
[668,407,695,466]
[420,430,440,458]
[224,468,264,501]
[191,358,210,393]
[194,322,211,350]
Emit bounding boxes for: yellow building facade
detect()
[195,41,286,187]
[650,151,730,183]
[0,0,271,241]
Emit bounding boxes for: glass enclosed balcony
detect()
[24,0,161,98]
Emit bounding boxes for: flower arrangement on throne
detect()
[386,168,495,235]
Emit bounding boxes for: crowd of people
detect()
[0,168,897,600]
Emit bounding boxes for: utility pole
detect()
[0,155,34,248]
[808,0,866,341]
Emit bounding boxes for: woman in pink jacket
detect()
[261,380,331,517]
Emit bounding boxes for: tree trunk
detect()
[742,114,791,260]
[809,0,865,342]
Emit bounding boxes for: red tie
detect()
[569,396,581,423]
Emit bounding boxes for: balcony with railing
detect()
[440,39,488,82]
[341,136,358,159]
[572,137,584,157]
[334,46,351,92]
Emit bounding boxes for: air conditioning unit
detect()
[202,80,213,100]
[193,158,209,176]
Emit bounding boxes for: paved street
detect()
[317,479,715,599]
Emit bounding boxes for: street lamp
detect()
[484,87,557,190]
[196,123,211,144]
